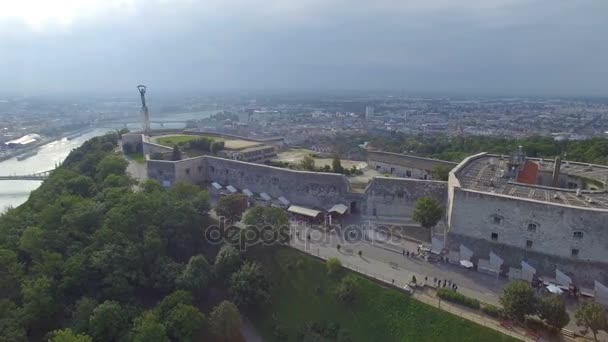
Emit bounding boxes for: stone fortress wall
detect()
[133,132,608,286]
[362,177,448,221]
[449,189,608,264]
[367,150,457,180]
[148,155,353,209]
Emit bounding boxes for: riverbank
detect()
[0,127,97,163]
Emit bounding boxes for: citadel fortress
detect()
[123,131,608,289]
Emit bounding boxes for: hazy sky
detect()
[0,0,607,96]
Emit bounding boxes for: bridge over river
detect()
[0,170,51,181]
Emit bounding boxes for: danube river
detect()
[0,110,219,210]
[0,129,108,210]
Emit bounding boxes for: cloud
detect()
[0,0,606,95]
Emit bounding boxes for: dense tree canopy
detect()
[214,244,242,282]
[229,261,270,309]
[176,255,212,298]
[209,300,241,340]
[0,133,215,341]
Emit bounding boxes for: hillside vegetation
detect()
[249,247,516,342]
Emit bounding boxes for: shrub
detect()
[436,288,480,310]
[326,257,342,276]
[523,316,559,336]
[481,304,503,318]
[335,276,359,306]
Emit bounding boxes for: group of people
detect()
[432,277,458,291]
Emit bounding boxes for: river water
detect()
[0,110,219,211]
[0,129,109,210]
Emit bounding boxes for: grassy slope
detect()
[250,247,517,342]
[156,135,201,146]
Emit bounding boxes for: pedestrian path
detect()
[290,238,536,342]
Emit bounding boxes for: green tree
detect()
[538,295,569,329]
[215,194,247,224]
[0,249,24,300]
[49,328,92,342]
[431,165,451,181]
[19,226,45,259]
[499,281,537,321]
[332,155,344,174]
[214,244,241,282]
[164,304,205,342]
[209,301,241,341]
[171,145,182,161]
[0,299,27,342]
[156,290,193,321]
[71,297,98,334]
[66,175,96,197]
[412,197,443,229]
[88,301,131,342]
[575,302,607,341]
[95,154,128,181]
[177,255,212,298]
[300,154,316,171]
[243,206,290,243]
[335,276,359,306]
[229,261,270,308]
[326,257,342,276]
[211,141,225,154]
[131,311,168,342]
[21,276,57,328]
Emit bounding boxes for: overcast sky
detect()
[0,0,607,96]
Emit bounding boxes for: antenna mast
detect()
[137,85,151,134]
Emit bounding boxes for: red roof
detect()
[517,160,538,185]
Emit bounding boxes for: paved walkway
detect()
[289,230,536,341]
[291,224,506,306]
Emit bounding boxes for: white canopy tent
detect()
[460,260,474,269]
[594,281,608,306]
[556,269,572,287]
[489,252,504,273]
[226,185,238,193]
[431,236,444,254]
[546,284,564,295]
[278,196,290,206]
[211,182,222,190]
[521,261,536,283]
[242,189,254,197]
[260,193,271,201]
[459,244,473,261]
[287,205,322,218]
[328,203,349,215]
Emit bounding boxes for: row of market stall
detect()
[448,244,608,306]
[210,182,350,224]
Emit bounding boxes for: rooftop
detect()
[455,154,608,209]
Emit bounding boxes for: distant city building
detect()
[218,142,277,163]
[365,106,374,119]
[237,109,250,124]
[5,134,40,148]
